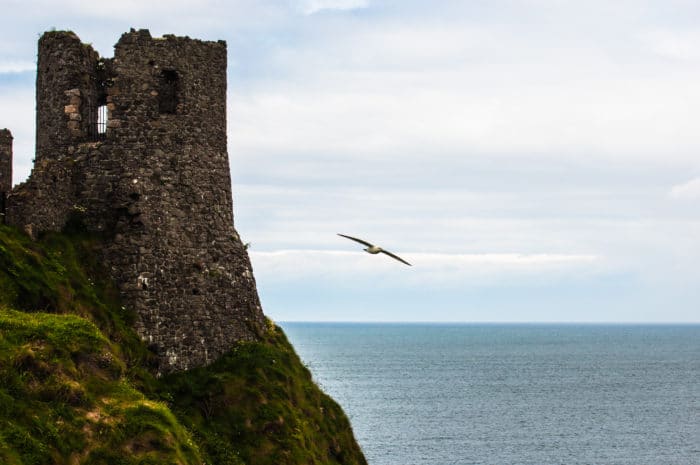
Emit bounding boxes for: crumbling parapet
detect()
[0,129,12,223]
[6,30,266,374]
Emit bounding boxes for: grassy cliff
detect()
[0,224,367,465]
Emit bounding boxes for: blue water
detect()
[280,323,700,465]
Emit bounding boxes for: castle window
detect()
[96,104,108,136]
[88,101,108,141]
[158,69,179,114]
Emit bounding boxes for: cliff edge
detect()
[0,224,367,464]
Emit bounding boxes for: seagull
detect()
[337,233,412,266]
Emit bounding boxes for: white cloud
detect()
[249,249,603,286]
[29,0,230,20]
[297,0,369,15]
[230,72,700,165]
[669,177,700,199]
[643,29,700,61]
[0,61,34,73]
[227,17,700,163]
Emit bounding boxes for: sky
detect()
[1,0,699,322]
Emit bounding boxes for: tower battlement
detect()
[5,30,266,374]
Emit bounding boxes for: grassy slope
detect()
[0,225,367,465]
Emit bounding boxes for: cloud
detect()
[297,0,369,15]
[0,61,35,74]
[230,72,700,166]
[643,29,700,61]
[226,15,700,163]
[249,249,603,287]
[669,177,700,199]
[25,0,236,21]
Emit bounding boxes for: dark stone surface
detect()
[0,129,11,223]
[6,30,266,374]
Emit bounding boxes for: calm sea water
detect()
[280,323,700,465]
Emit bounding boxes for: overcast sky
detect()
[1,1,699,322]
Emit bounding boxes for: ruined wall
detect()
[35,31,101,161]
[6,32,98,234]
[7,30,266,373]
[0,129,11,223]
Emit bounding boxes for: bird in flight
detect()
[337,233,412,266]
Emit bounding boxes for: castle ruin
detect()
[1,29,267,374]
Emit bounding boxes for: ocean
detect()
[280,323,700,465]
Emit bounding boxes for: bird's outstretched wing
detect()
[381,250,412,266]
[337,233,374,248]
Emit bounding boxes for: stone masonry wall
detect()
[0,129,11,223]
[35,31,101,162]
[7,32,98,235]
[6,30,266,374]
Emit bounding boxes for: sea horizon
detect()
[281,321,700,465]
[280,320,700,326]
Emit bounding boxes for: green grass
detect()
[0,224,366,465]
[0,307,203,465]
[160,322,366,465]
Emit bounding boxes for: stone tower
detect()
[7,30,266,373]
[0,129,11,223]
